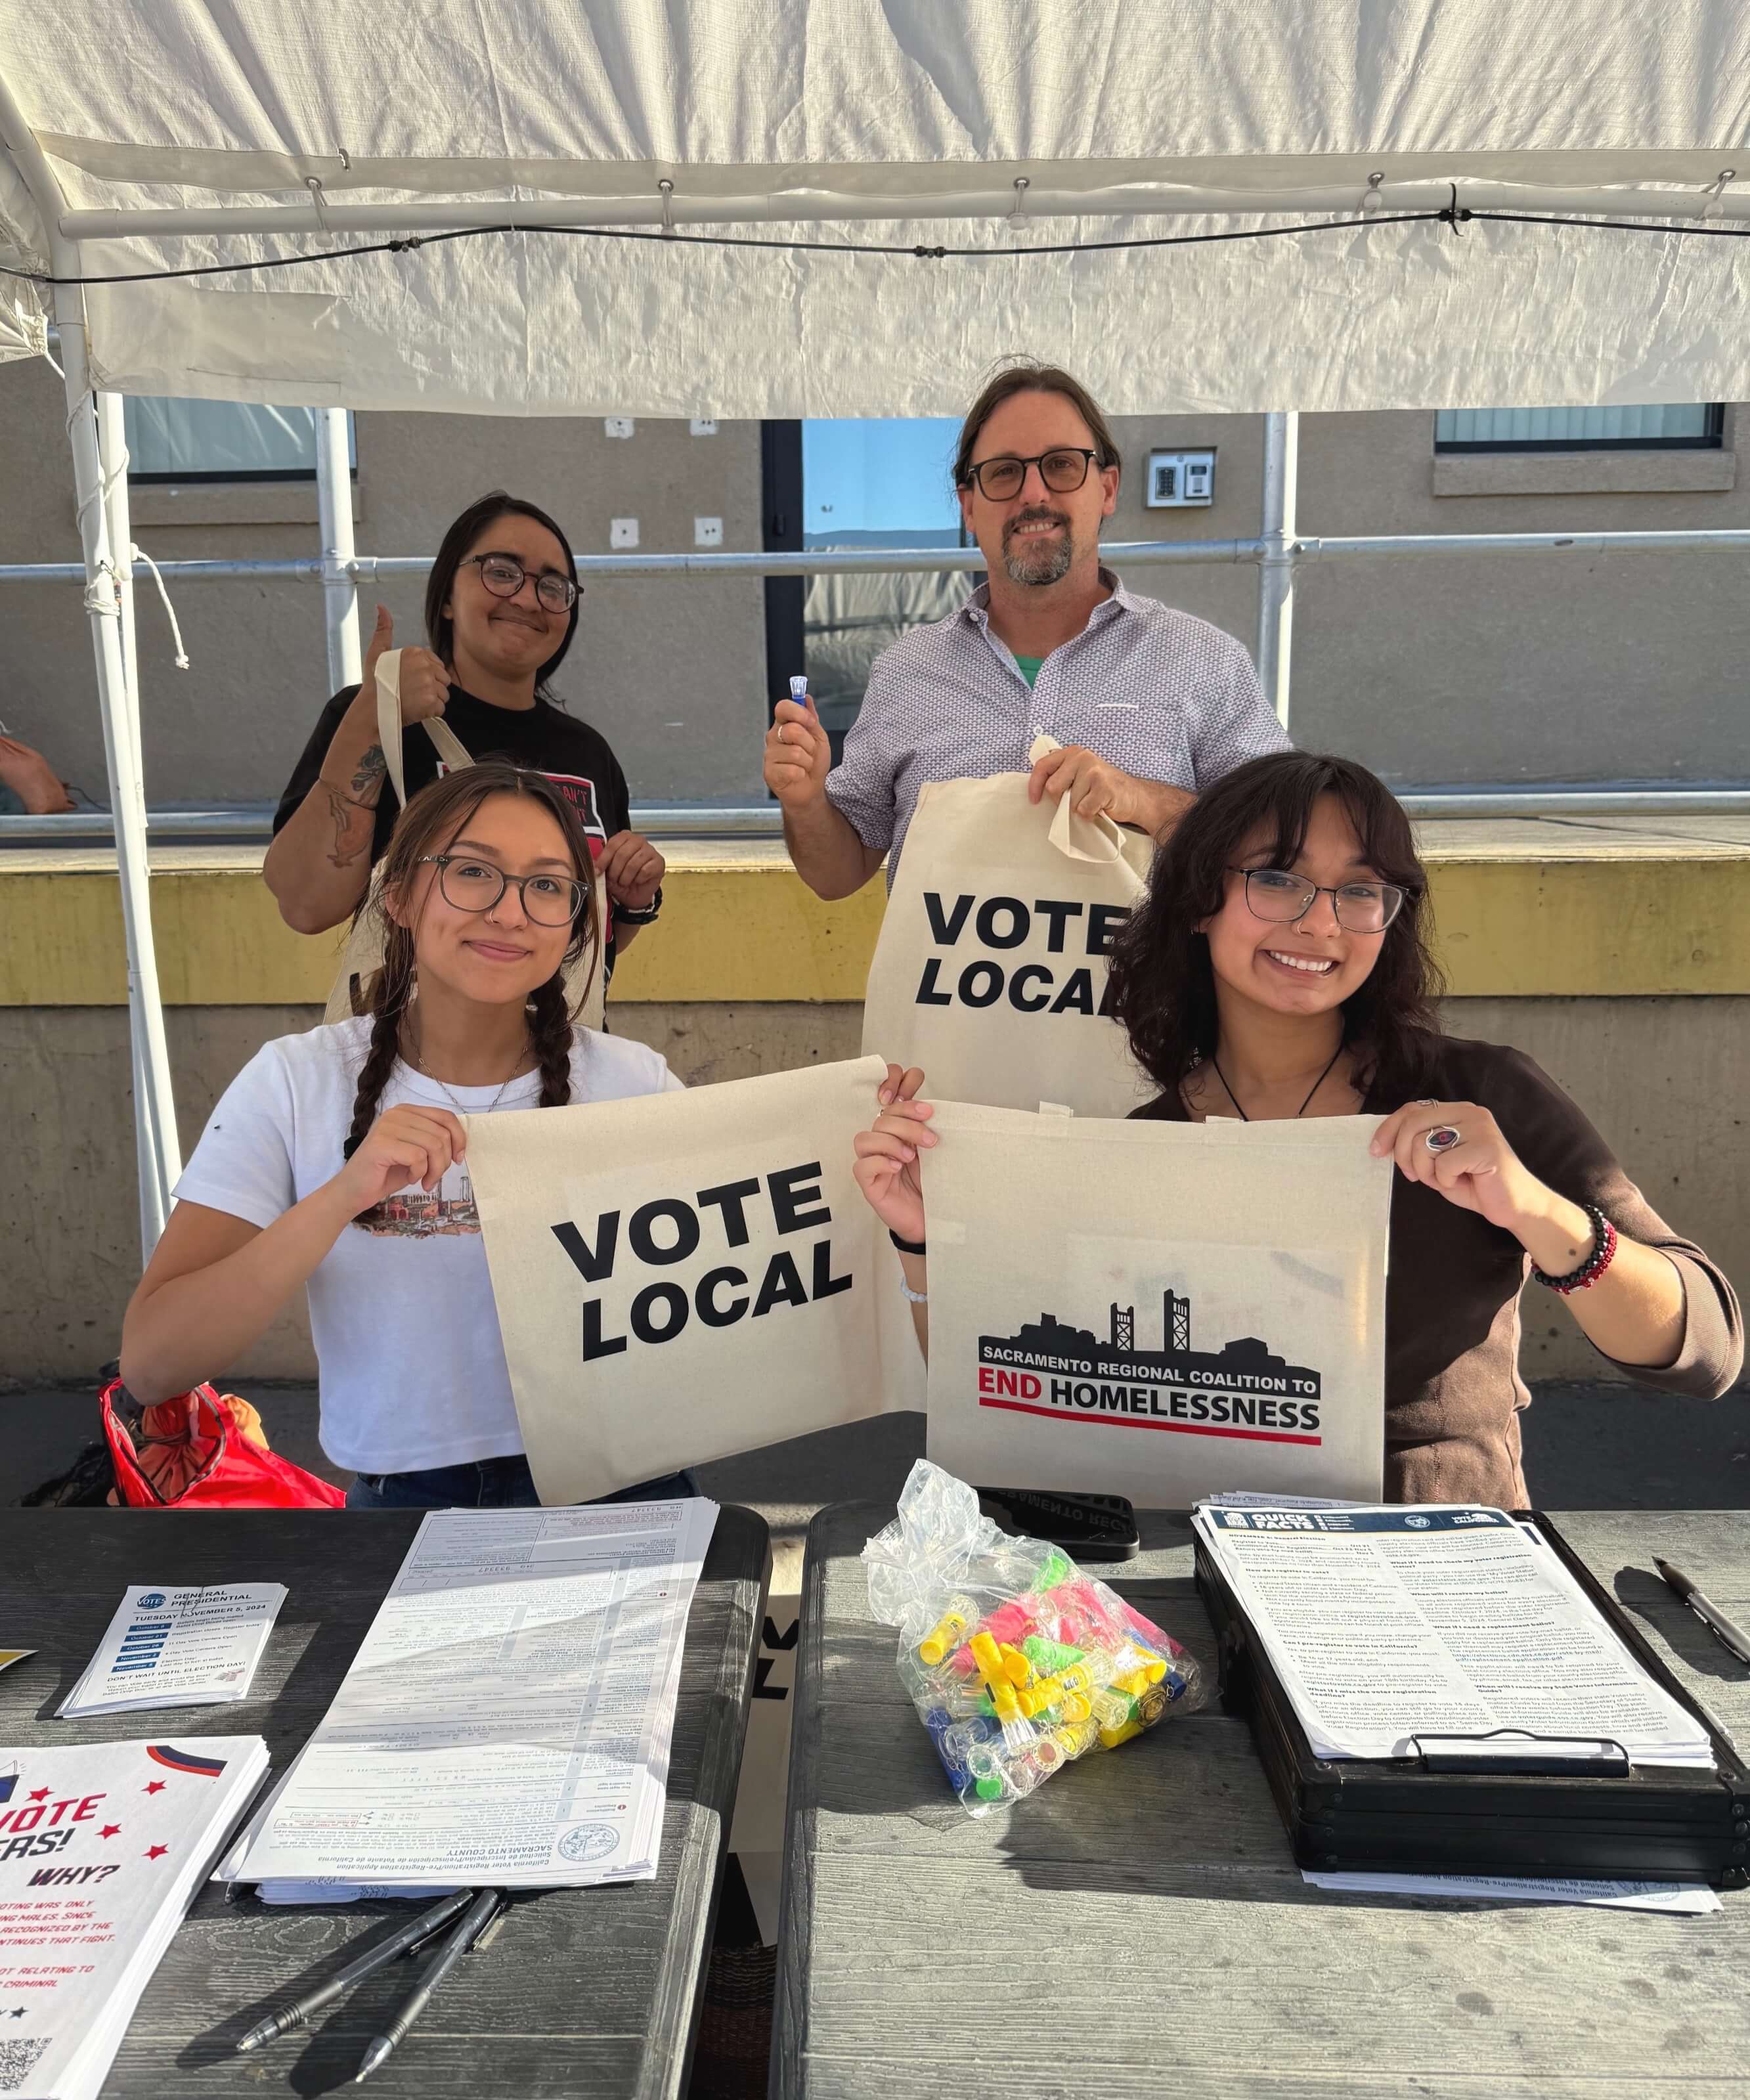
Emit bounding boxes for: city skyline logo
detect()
[355,1162,481,1238]
[975,1284,1324,1445]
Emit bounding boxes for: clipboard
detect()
[1194,1511,1750,1887]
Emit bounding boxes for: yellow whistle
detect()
[918,1604,973,1668]
[1099,1717,1145,1750]
[969,1632,1006,1690]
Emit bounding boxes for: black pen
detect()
[355,1887,502,2083]
[235,1889,474,2053]
[1654,1556,1750,1667]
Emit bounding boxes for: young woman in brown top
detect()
[857,751,1742,1505]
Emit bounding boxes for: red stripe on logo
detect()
[977,1395,1322,1445]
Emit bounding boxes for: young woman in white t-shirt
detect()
[120,760,683,1508]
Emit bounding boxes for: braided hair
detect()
[344,760,602,1152]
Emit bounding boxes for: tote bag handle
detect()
[1027,732,1131,865]
[377,648,473,808]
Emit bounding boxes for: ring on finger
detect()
[1423,1124,1462,1155]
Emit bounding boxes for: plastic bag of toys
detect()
[863,1460,1205,1813]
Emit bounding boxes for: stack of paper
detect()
[1302,1869,1722,1914]
[1193,1502,1715,1768]
[0,1735,269,2100]
[57,1585,286,1719]
[219,1499,718,1895]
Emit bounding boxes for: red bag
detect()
[100,1380,345,1510]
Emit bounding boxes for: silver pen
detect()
[235,1889,474,2053]
[354,1887,502,2083]
[1653,1556,1750,1667]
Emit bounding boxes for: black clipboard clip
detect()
[1407,1728,1633,1775]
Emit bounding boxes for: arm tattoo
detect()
[349,744,387,799]
[322,783,372,869]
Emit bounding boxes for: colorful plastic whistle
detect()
[918,1596,978,1667]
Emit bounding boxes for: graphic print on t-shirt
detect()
[436,763,607,860]
[355,1158,481,1238]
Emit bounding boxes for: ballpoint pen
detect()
[355,1887,503,2083]
[1653,1556,1750,1667]
[234,1889,475,2053]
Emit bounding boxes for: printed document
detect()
[1302,1870,1721,1914]
[1193,1504,1715,1766]
[58,1585,285,1718]
[0,1734,269,2100]
[220,1499,718,1891]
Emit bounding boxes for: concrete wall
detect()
[2,362,1747,806]
[5,996,1741,1387]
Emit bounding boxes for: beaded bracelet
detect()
[1530,1202,1617,1294]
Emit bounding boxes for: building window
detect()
[1434,405,1724,453]
[797,418,965,751]
[122,397,356,482]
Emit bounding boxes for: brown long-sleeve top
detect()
[1131,1035,1743,1506]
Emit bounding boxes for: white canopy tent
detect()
[3,0,1749,1254]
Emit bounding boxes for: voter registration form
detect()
[220,1499,719,1891]
[1193,1503,1715,1768]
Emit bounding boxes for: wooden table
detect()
[775,1505,1749,2100]
[0,1506,768,2099]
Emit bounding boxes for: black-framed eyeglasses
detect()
[1229,865,1409,934]
[458,552,579,614]
[959,448,1101,501]
[421,854,586,927]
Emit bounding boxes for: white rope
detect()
[80,558,120,618]
[131,543,190,668]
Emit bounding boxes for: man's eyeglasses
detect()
[421,854,586,927]
[458,553,579,614]
[959,448,1101,502]
[1229,865,1408,934]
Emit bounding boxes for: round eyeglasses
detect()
[960,448,1100,502]
[1229,865,1408,934]
[458,553,579,614]
[421,854,586,927]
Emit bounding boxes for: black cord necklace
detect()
[1206,1040,1347,1123]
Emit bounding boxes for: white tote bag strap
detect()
[376,647,473,808]
[1027,732,1129,865]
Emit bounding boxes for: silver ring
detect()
[1424,1124,1462,1154]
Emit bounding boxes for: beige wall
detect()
[1,366,1746,808]
[4,997,1741,1387]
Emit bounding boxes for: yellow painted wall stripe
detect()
[3,850,1747,1005]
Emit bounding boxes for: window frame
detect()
[1433,405,1725,455]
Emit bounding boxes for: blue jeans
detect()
[345,1455,697,1510]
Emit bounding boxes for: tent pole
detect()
[1256,410,1298,729]
[315,407,361,688]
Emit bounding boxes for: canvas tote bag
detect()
[919,1101,1393,1506]
[323,650,606,1031]
[860,737,1156,1119]
[463,1055,894,1504]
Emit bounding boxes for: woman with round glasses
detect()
[125,761,689,1510]
[856,751,1741,1505]
[267,490,665,979]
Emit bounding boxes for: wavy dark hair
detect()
[345,761,602,1152]
[424,491,581,699]
[952,358,1123,488]
[1106,751,1444,1108]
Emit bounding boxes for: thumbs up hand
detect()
[361,605,451,725]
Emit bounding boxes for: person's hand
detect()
[0,735,74,814]
[362,605,450,725]
[763,691,832,809]
[1027,745,1187,834]
[600,831,665,913]
[853,1063,932,1244]
[1370,1099,1550,1239]
[328,1104,468,1218]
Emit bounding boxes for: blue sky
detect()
[803,418,960,540]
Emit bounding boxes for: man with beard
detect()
[765,361,1290,896]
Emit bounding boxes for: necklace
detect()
[404,1028,531,1117]
[1206,1040,1347,1123]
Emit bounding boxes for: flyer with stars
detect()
[0,1736,267,2100]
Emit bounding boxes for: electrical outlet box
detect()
[694,516,723,548]
[1146,448,1215,507]
[603,417,635,440]
[609,517,640,550]
[689,418,719,436]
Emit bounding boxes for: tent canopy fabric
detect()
[3,1,1750,415]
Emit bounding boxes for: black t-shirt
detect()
[273,683,632,863]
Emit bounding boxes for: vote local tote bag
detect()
[860,745,1156,1118]
[921,1103,1393,1505]
[324,649,606,1031]
[464,1055,893,1504]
